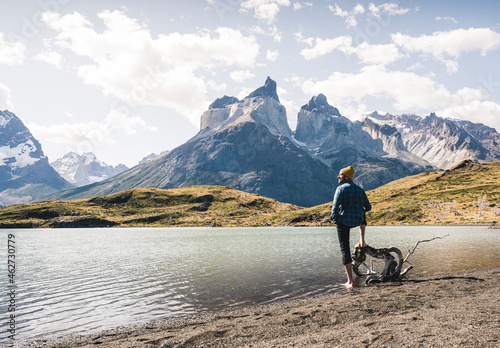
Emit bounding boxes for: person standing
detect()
[330,166,371,289]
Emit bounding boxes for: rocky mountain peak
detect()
[0,110,44,168]
[295,94,347,144]
[245,76,280,103]
[301,94,341,116]
[0,110,73,205]
[362,117,401,137]
[200,77,291,139]
[209,95,240,109]
[50,152,129,187]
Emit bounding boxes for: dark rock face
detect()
[295,94,346,144]
[301,93,341,115]
[0,110,73,205]
[162,121,335,206]
[294,96,435,190]
[51,78,500,206]
[56,78,335,207]
[209,96,240,109]
[246,76,280,103]
[58,121,335,207]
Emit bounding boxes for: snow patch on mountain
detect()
[0,110,73,205]
[50,152,129,186]
[0,115,10,127]
[0,140,40,168]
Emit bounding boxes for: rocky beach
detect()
[20,266,500,348]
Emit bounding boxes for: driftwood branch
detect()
[403,234,449,263]
[352,234,449,283]
[399,234,449,277]
[352,245,404,284]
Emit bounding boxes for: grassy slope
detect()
[1,160,499,228]
[0,186,301,228]
[366,159,500,225]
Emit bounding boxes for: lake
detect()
[1,226,499,344]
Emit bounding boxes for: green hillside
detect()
[0,186,301,228]
[365,159,500,225]
[1,160,499,228]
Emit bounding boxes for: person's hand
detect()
[359,241,368,248]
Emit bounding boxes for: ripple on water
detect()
[0,226,498,344]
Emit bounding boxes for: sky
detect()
[1,0,499,167]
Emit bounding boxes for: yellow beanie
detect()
[340,166,355,180]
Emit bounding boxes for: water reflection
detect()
[0,226,498,343]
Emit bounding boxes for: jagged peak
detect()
[0,110,15,117]
[362,117,400,137]
[301,94,341,116]
[0,110,20,127]
[362,111,387,120]
[209,95,240,109]
[245,76,280,103]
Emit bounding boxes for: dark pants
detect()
[336,223,352,265]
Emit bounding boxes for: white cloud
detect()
[41,10,259,125]
[249,25,282,42]
[439,99,500,133]
[0,33,26,65]
[240,0,291,24]
[393,28,500,61]
[294,31,314,46]
[393,28,500,74]
[344,3,365,27]
[301,65,455,116]
[369,3,410,18]
[435,16,458,24]
[345,16,357,28]
[329,3,348,17]
[33,50,64,69]
[293,2,312,11]
[352,4,365,15]
[207,80,227,91]
[28,110,157,155]
[230,70,255,83]
[300,35,402,65]
[331,3,408,28]
[278,88,301,129]
[329,3,357,28]
[355,42,403,65]
[300,36,353,60]
[442,59,459,74]
[0,83,14,111]
[407,62,424,71]
[266,49,279,61]
[300,65,500,131]
[236,87,254,100]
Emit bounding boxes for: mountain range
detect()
[2,77,500,207]
[50,152,128,187]
[55,78,336,207]
[50,77,500,207]
[0,110,74,206]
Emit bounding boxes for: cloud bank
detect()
[41,9,260,124]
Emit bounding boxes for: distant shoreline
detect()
[1,222,497,229]
[20,266,500,347]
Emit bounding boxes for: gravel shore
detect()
[21,267,500,347]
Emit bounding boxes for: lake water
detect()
[0,226,499,344]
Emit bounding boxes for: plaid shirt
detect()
[330,180,371,227]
